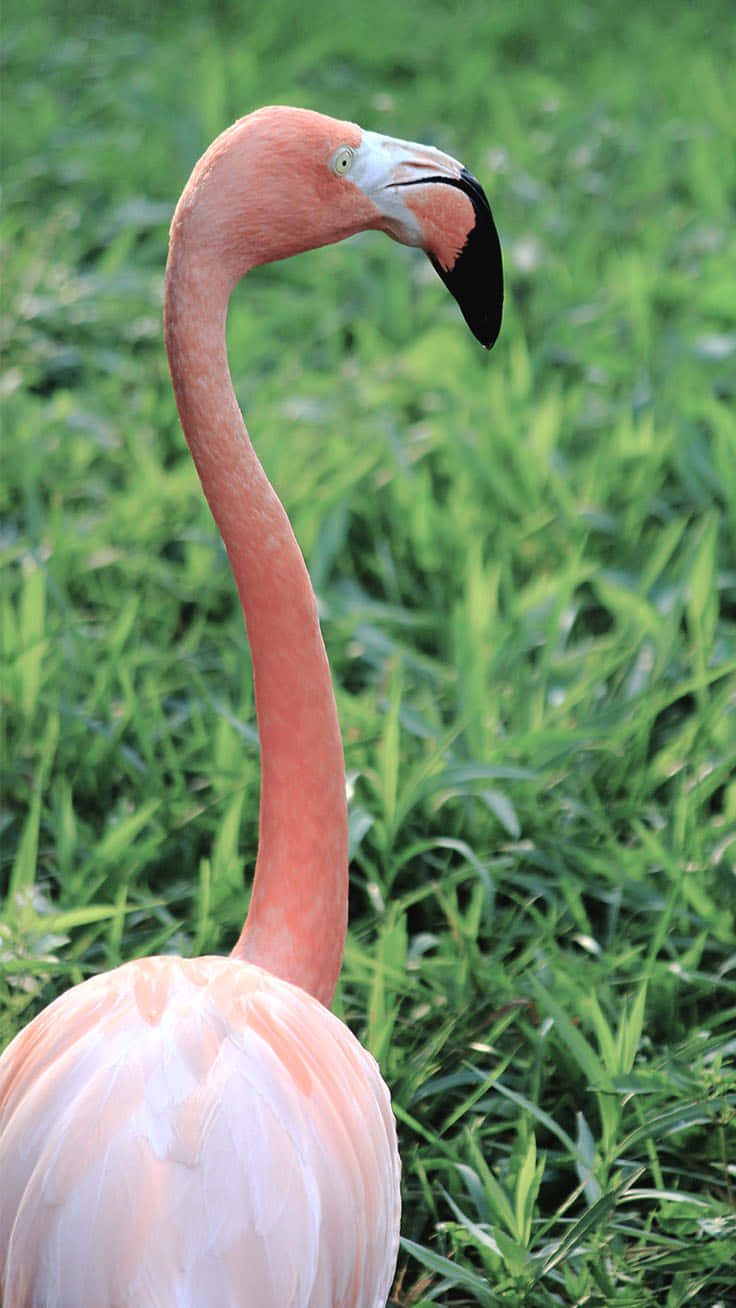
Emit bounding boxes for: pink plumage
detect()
[1,958,398,1305]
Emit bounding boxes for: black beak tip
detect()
[429,167,504,351]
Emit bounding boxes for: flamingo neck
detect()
[164,245,347,1008]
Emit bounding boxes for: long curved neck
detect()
[164,242,347,1007]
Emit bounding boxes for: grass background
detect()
[2,0,735,1303]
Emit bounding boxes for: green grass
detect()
[2,1,736,1303]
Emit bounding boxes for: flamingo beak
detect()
[349,130,504,349]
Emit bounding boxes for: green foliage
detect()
[2,0,735,1303]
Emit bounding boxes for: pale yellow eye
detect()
[330,145,354,176]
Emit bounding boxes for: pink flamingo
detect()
[0,106,502,1306]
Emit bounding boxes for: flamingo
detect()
[0,106,502,1307]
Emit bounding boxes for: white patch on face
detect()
[345,129,462,247]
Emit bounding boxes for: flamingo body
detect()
[1,957,398,1306]
[0,106,502,1305]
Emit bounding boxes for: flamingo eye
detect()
[330,146,354,176]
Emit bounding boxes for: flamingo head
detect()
[171,106,503,349]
